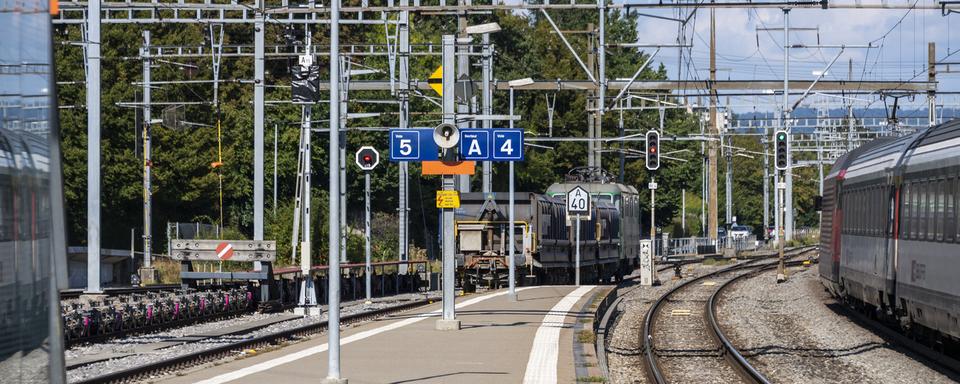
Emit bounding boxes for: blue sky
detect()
[627,0,959,114]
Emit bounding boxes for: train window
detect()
[919,182,929,240]
[872,188,879,237]
[942,178,956,242]
[904,183,918,239]
[857,189,870,236]
[901,184,909,239]
[955,177,960,242]
[936,180,946,242]
[927,181,935,241]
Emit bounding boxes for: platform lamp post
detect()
[464,23,501,195]
[506,77,532,302]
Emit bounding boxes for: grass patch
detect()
[703,258,733,266]
[154,257,182,284]
[577,376,606,383]
[576,330,596,344]
[579,318,593,324]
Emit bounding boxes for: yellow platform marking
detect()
[670,309,693,316]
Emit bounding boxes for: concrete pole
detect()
[456,9,471,192]
[296,104,317,314]
[650,177,656,255]
[707,9,719,241]
[681,188,686,236]
[437,35,460,331]
[618,102,625,184]
[928,42,937,126]
[398,0,410,274]
[763,136,770,240]
[847,105,855,151]
[254,9,265,241]
[296,30,317,316]
[596,4,606,169]
[85,0,102,293]
[326,0,345,379]
[774,120,781,241]
[777,172,786,282]
[365,172,372,301]
[587,23,596,168]
[725,135,733,227]
[141,31,152,271]
[817,131,824,196]
[482,33,493,194]
[274,123,278,215]
[508,87,516,301]
[597,0,606,119]
[339,57,348,264]
[783,8,794,241]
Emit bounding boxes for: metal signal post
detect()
[646,130,660,284]
[355,147,379,301]
[774,130,788,282]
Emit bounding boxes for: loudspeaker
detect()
[433,123,460,149]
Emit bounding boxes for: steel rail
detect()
[706,250,819,384]
[72,298,433,384]
[641,246,816,384]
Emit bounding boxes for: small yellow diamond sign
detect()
[436,190,460,208]
[428,65,443,96]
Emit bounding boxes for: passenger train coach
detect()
[820,118,960,343]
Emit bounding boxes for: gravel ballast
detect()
[717,265,956,384]
[606,261,736,384]
[66,292,438,383]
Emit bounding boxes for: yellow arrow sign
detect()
[428,65,443,96]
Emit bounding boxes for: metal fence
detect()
[167,221,220,240]
[662,235,760,256]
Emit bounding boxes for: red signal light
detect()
[363,155,372,162]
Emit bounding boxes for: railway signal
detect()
[774,130,788,171]
[355,146,380,171]
[646,130,660,171]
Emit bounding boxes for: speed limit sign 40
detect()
[567,186,591,217]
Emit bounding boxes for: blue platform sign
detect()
[492,129,524,161]
[460,130,490,160]
[389,129,438,161]
[389,128,521,162]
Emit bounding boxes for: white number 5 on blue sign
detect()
[492,129,524,161]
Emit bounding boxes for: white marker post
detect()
[567,186,591,286]
[575,214,581,286]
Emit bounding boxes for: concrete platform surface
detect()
[160,285,598,384]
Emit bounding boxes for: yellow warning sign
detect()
[428,65,443,96]
[436,190,460,208]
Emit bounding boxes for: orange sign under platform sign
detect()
[421,160,476,175]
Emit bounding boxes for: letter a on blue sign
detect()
[492,129,524,161]
[460,131,490,160]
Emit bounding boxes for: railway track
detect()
[640,246,816,384]
[72,298,433,384]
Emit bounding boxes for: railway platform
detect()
[160,285,601,384]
